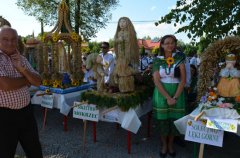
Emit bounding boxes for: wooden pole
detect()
[83,120,87,149]
[198,143,205,158]
[194,111,205,158]
[43,108,48,129]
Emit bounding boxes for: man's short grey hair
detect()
[0,25,18,37]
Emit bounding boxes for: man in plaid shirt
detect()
[0,26,43,158]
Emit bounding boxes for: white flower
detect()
[218,97,225,101]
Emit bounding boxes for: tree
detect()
[183,44,198,57]
[196,37,211,54]
[88,41,101,53]
[142,36,151,40]
[155,0,240,43]
[152,37,161,42]
[16,0,119,40]
[108,38,114,49]
[152,46,159,55]
[140,46,145,56]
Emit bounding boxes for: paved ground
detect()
[16,105,240,158]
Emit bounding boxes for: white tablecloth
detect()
[31,90,88,115]
[98,98,152,133]
[174,107,240,136]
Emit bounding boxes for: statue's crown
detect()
[225,53,236,61]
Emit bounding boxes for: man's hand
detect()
[10,50,25,72]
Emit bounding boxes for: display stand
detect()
[31,84,94,130]
[73,99,152,154]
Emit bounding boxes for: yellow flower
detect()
[71,32,79,42]
[166,57,174,65]
[71,80,80,86]
[53,80,61,88]
[42,79,50,86]
[230,124,236,130]
[201,119,207,125]
[52,32,60,42]
[45,89,50,94]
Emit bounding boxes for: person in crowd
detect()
[140,52,150,72]
[152,35,186,158]
[196,55,201,67]
[186,64,198,113]
[99,42,115,85]
[0,26,43,158]
[190,53,198,68]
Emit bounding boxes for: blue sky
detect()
[0,0,191,43]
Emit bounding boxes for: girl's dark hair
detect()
[159,35,177,56]
[190,64,198,76]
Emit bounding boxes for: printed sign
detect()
[102,108,120,123]
[73,102,99,122]
[206,118,238,133]
[185,119,224,147]
[41,95,53,109]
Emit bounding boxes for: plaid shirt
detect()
[0,50,39,109]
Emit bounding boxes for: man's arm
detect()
[18,67,42,87]
[0,76,29,91]
[11,52,42,87]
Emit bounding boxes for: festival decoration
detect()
[197,36,240,100]
[113,17,139,93]
[39,0,83,88]
[81,86,153,111]
[196,36,240,115]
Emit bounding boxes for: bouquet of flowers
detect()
[199,86,240,112]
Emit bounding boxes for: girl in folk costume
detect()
[113,17,139,92]
[217,53,240,97]
[152,35,186,157]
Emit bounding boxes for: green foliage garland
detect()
[81,86,153,111]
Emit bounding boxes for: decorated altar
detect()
[174,36,240,158]
[38,0,84,89]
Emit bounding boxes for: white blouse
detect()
[159,65,180,83]
[219,68,240,78]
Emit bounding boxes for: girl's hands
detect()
[167,97,177,106]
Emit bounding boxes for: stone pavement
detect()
[16,105,240,158]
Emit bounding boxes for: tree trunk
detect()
[75,0,80,34]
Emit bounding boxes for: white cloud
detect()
[134,23,190,42]
[91,22,191,43]
[150,6,156,11]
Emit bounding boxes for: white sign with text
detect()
[206,118,238,133]
[73,102,99,122]
[185,119,224,147]
[41,95,54,109]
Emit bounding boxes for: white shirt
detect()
[99,52,115,84]
[139,56,149,71]
[190,56,197,67]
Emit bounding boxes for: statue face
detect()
[119,19,127,29]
